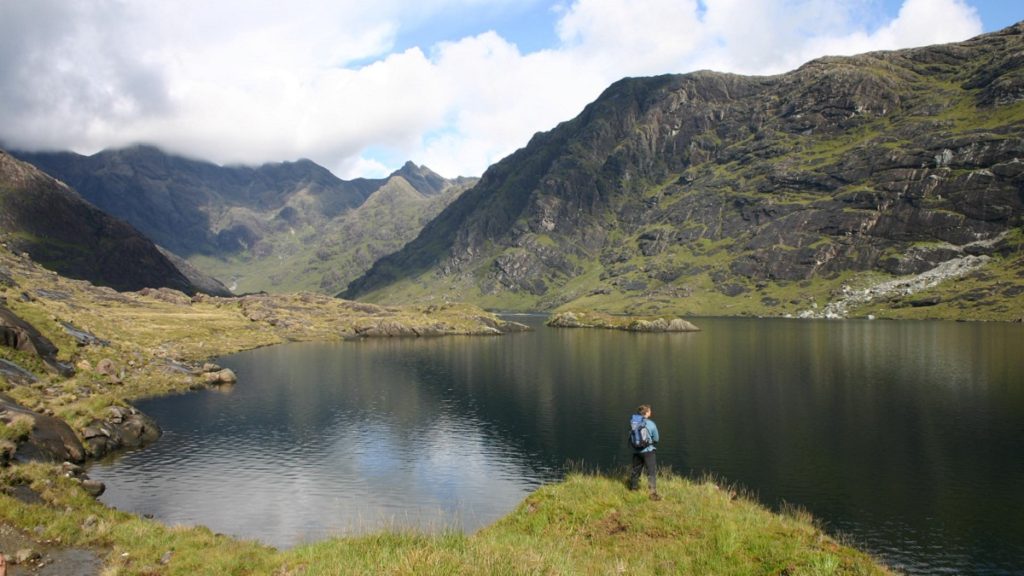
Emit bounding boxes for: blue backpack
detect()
[628,414,652,450]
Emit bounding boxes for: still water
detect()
[88,317,1024,574]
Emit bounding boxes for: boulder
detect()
[81,479,106,497]
[0,393,85,463]
[667,318,701,332]
[95,358,118,378]
[203,368,237,385]
[82,406,161,458]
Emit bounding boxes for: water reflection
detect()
[88,317,1024,574]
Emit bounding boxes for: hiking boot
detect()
[649,491,662,501]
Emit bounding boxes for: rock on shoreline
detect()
[547,311,700,332]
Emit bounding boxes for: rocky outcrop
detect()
[12,146,473,295]
[81,405,161,458]
[0,151,207,295]
[0,393,86,463]
[345,25,1024,319]
[548,311,700,332]
[0,305,74,377]
[0,359,37,385]
[201,365,238,385]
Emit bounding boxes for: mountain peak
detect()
[342,26,1024,320]
[390,161,447,197]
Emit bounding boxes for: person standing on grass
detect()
[629,404,661,500]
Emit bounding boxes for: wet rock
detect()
[203,368,237,385]
[81,479,105,497]
[83,406,161,458]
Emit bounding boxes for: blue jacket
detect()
[631,415,659,453]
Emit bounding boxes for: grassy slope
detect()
[0,465,891,575]
[354,55,1024,321]
[359,225,1024,321]
[189,177,468,295]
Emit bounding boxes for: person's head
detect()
[637,404,652,417]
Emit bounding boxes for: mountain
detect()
[192,169,475,294]
[14,147,472,294]
[0,150,228,295]
[13,145,380,256]
[343,24,1024,320]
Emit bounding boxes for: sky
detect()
[0,1,1020,179]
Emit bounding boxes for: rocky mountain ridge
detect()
[344,23,1024,320]
[15,146,473,294]
[0,151,228,295]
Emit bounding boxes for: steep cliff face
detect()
[0,151,226,295]
[344,24,1024,319]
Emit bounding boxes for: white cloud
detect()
[0,0,986,179]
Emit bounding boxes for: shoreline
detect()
[0,249,898,574]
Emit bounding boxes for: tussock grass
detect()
[0,464,892,575]
[282,469,891,576]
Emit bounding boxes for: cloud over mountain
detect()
[0,0,984,179]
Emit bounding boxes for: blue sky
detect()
[396,1,1019,57]
[0,1,1020,179]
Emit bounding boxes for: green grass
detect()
[0,465,890,575]
[2,467,894,576]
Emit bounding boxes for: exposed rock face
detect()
[344,25,1024,317]
[12,146,473,295]
[0,151,210,295]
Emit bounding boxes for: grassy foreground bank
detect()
[0,463,891,575]
[0,245,891,574]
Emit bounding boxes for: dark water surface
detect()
[88,317,1024,574]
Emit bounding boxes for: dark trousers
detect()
[630,451,657,491]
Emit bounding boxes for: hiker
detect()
[0,551,6,576]
[629,404,661,500]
